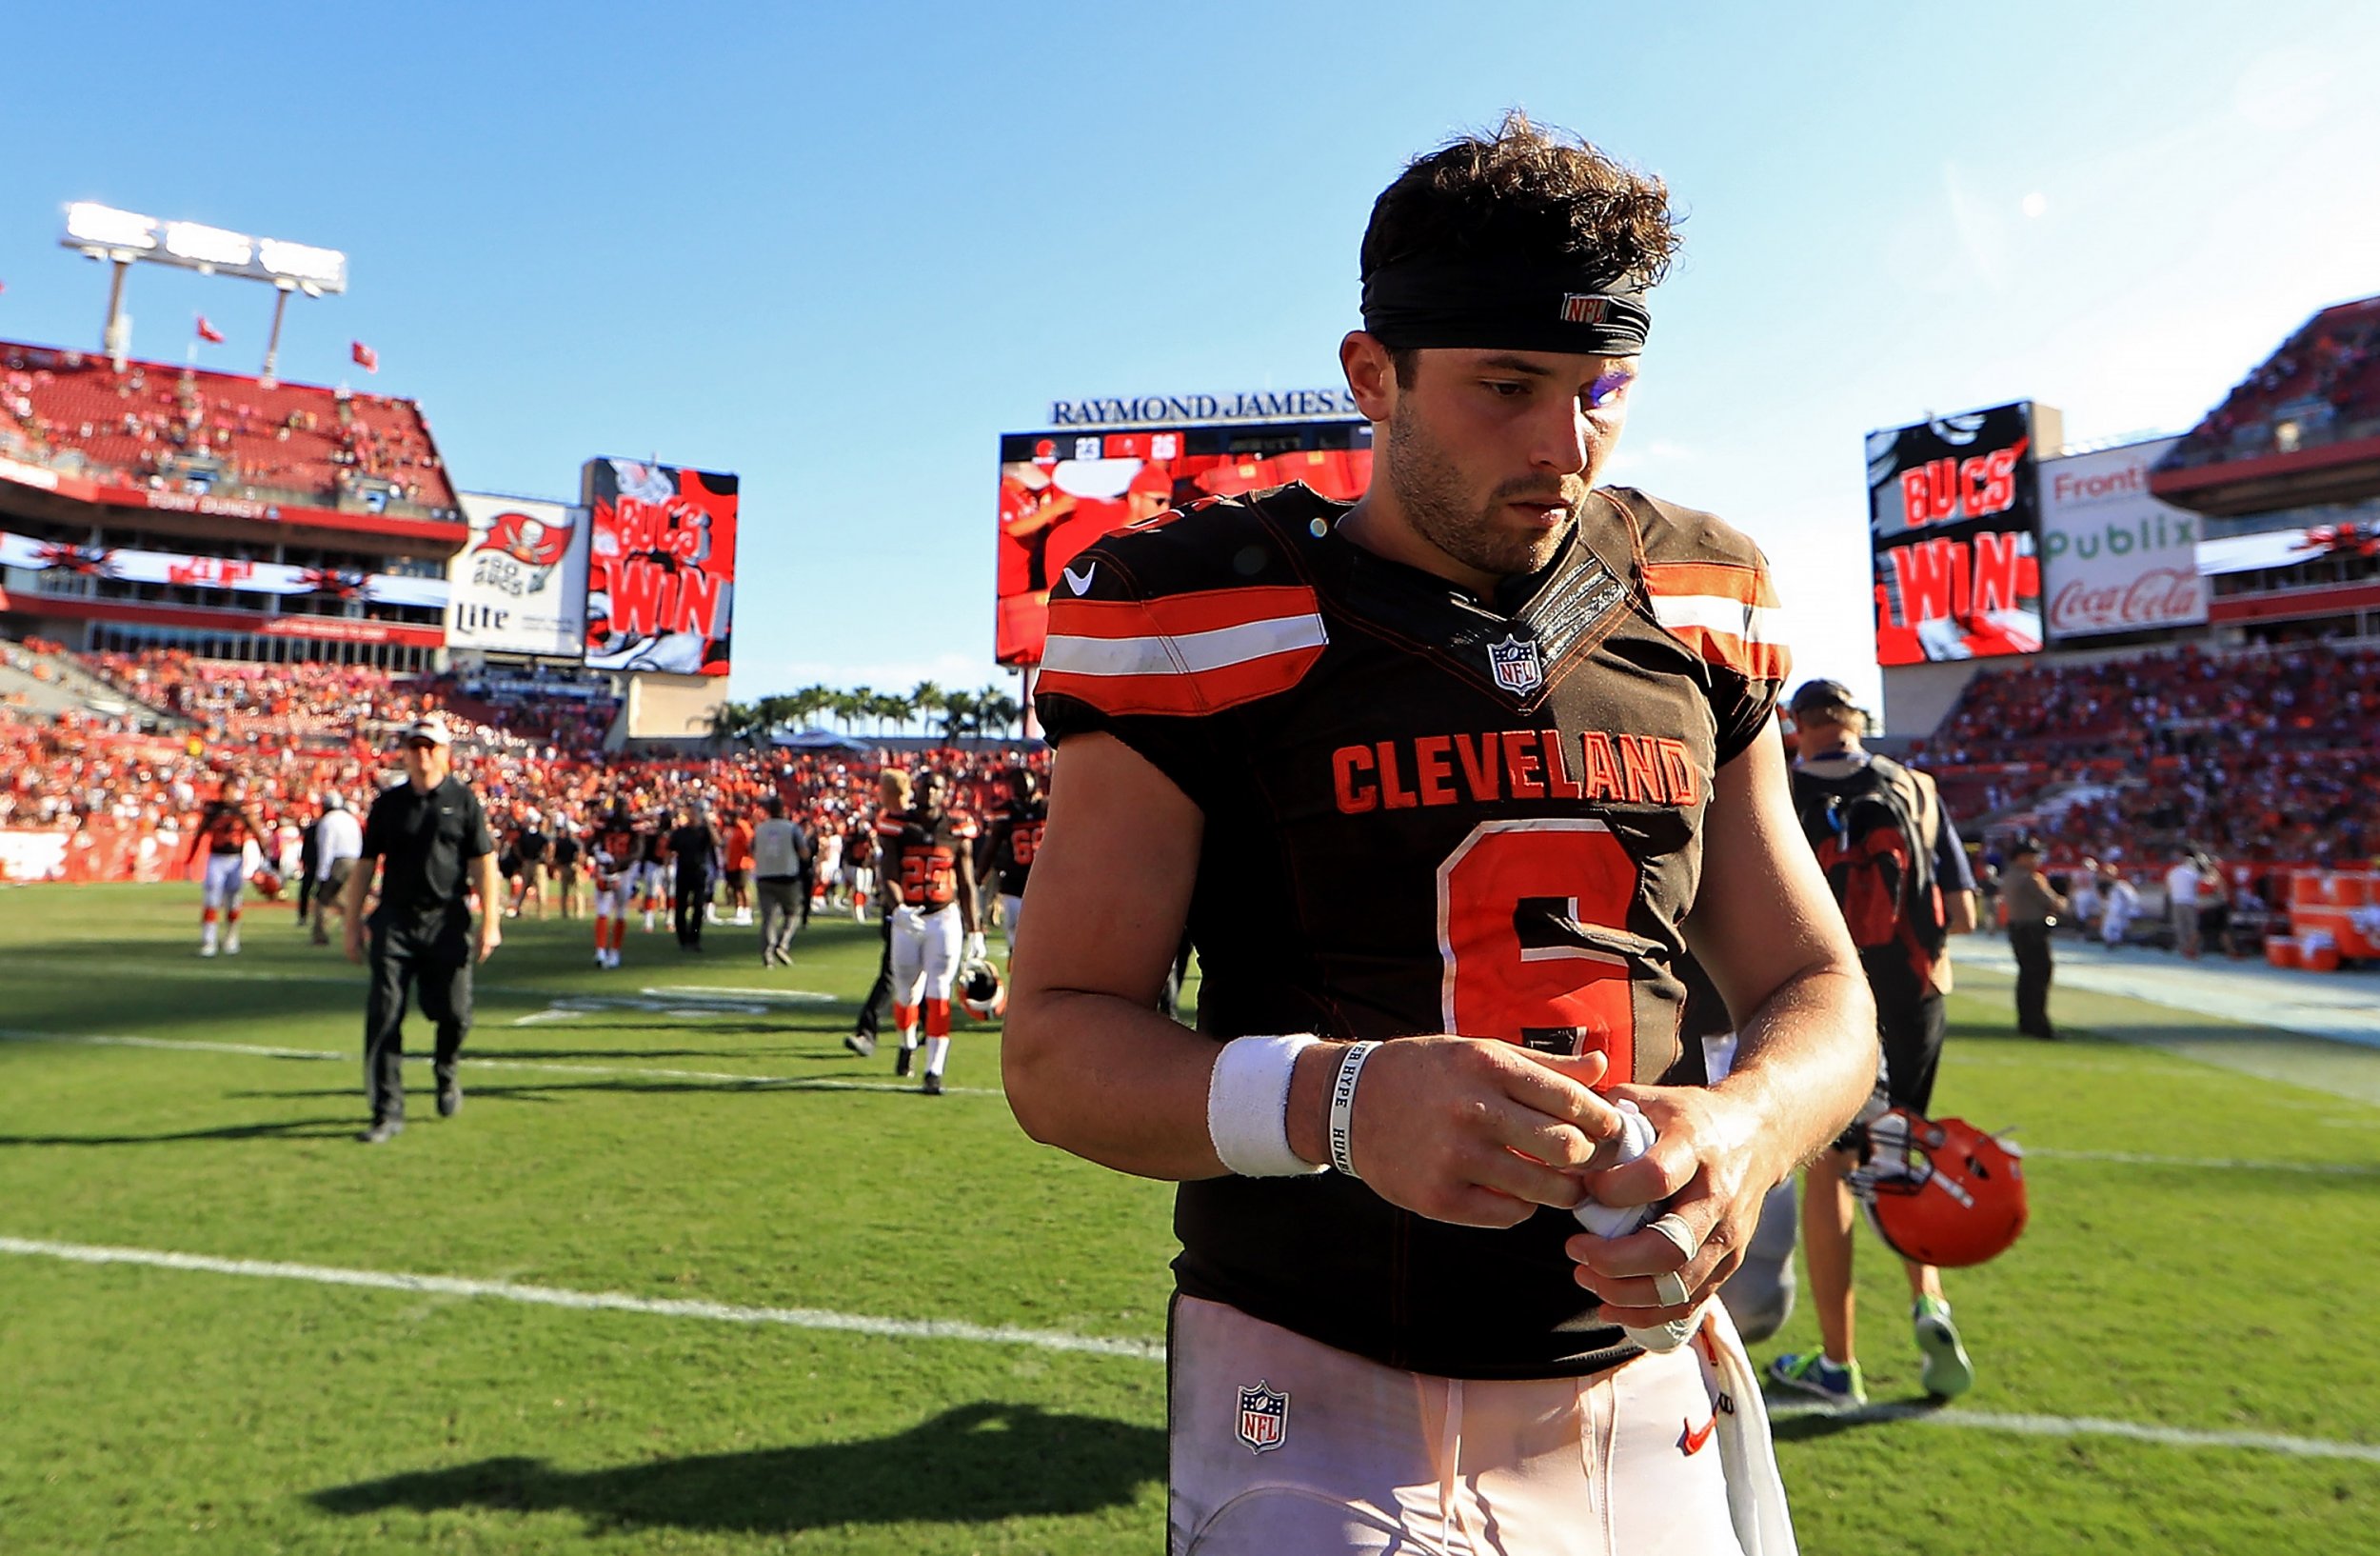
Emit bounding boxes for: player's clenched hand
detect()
[1561,1082,1782,1319]
[1342,1038,1627,1229]
[343,923,365,965]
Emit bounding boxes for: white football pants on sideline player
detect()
[888,903,962,1005]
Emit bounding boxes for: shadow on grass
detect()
[0,1116,360,1146]
[309,1401,1161,1533]
[1768,1394,1954,1443]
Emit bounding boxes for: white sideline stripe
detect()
[641,985,836,1003]
[0,1029,1002,1098]
[1041,612,1326,678]
[27,1029,2379,1163]
[1767,1400,2380,1464]
[0,1236,1161,1362]
[5,1233,2373,1464]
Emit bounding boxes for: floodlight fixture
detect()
[257,238,347,292]
[165,220,254,269]
[64,201,157,251]
[58,199,351,371]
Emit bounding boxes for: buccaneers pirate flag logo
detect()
[477,509,576,570]
[471,509,577,598]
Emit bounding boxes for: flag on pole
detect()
[350,340,379,373]
[195,314,225,344]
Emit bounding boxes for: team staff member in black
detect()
[2001,837,2068,1040]
[667,803,720,950]
[341,714,503,1144]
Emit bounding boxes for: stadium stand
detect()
[1,344,456,517]
[2158,296,2380,473]
[1910,641,2380,878]
[0,634,1041,886]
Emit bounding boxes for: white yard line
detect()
[21,1028,2379,1159]
[1767,1399,2380,1463]
[0,1029,1002,1097]
[0,1235,1160,1361]
[6,1233,2374,1464]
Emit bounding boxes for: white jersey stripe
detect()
[1648,594,1786,645]
[1041,611,1328,679]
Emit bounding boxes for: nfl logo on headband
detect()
[1560,293,1611,325]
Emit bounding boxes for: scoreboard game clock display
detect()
[994,416,1372,668]
[1867,401,2055,667]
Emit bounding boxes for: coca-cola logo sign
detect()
[2037,437,2208,641]
[2047,566,2202,632]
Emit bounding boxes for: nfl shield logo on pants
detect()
[1236,1381,1289,1454]
[1487,632,1544,696]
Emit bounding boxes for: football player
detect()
[980,766,1046,963]
[1003,113,1874,1552]
[876,768,982,1095]
[184,774,266,956]
[631,811,669,931]
[589,809,636,968]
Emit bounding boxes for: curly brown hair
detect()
[1362,110,1680,381]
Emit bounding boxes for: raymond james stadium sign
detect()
[1049,389,1360,427]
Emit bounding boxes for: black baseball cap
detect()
[1788,679,1867,718]
[2010,836,2044,858]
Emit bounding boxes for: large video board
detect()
[1867,402,2049,666]
[582,459,738,677]
[994,419,1371,667]
[449,493,590,658]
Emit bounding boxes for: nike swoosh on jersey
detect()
[1062,563,1098,595]
[1679,1413,1716,1455]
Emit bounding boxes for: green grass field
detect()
[4,884,2377,1553]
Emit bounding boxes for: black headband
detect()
[1360,251,1651,355]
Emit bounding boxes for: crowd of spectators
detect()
[0,344,454,514]
[2162,296,2380,469]
[1912,641,2380,869]
[0,643,1044,885]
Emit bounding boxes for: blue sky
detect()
[5,1,2375,714]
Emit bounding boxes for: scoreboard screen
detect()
[1867,402,2048,667]
[994,418,1372,668]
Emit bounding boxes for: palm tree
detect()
[909,681,944,737]
[871,691,911,735]
[829,691,863,734]
[977,686,1021,742]
[706,700,756,748]
[938,688,979,743]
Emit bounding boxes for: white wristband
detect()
[1206,1035,1329,1177]
[1326,1041,1382,1178]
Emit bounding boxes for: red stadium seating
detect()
[1,343,455,516]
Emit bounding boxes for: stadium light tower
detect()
[59,202,348,379]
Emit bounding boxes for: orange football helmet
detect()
[1852,1107,2029,1267]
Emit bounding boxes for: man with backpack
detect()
[1768,678,1980,1408]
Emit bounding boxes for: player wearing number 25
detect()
[1004,111,1875,1554]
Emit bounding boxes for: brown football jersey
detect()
[1035,482,1789,1380]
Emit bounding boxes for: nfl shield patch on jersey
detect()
[1487,632,1544,696]
[1235,1381,1289,1454]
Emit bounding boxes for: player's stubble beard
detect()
[1384,402,1591,585]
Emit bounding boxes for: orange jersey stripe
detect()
[1641,560,1780,609]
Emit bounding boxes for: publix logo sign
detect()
[2039,507,2195,562]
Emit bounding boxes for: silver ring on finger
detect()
[1652,1268,1691,1307]
[1646,1212,1701,1263]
